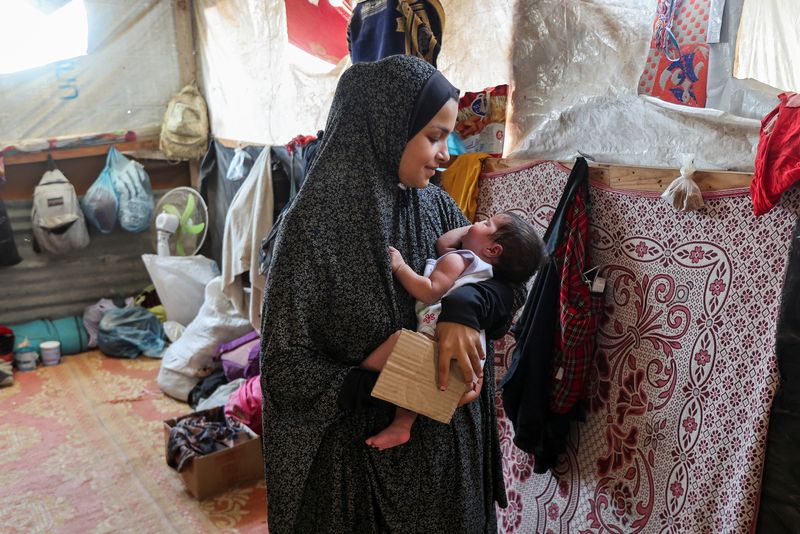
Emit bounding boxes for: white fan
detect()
[151,186,208,256]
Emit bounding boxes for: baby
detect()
[361,211,546,450]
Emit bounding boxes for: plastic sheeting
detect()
[734,0,800,94]
[505,0,777,171]
[0,0,181,148]
[193,0,349,145]
[436,0,515,93]
[193,0,516,145]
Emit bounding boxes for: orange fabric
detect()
[0,351,267,532]
[440,152,490,221]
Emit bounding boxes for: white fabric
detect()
[192,0,515,145]
[0,0,180,148]
[193,0,349,145]
[415,249,492,352]
[157,276,253,401]
[436,0,515,92]
[734,0,800,93]
[220,146,274,330]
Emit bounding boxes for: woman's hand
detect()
[458,374,483,406]
[388,246,405,273]
[435,321,484,392]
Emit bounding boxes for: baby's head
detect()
[464,211,546,284]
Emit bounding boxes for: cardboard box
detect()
[164,406,264,500]
[371,329,466,424]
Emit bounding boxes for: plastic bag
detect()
[82,297,133,348]
[156,276,253,401]
[110,148,154,232]
[141,254,220,326]
[97,306,165,359]
[82,151,119,233]
[455,85,508,157]
[661,153,705,212]
[226,148,253,181]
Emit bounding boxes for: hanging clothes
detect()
[348,0,445,67]
[500,157,598,473]
[751,92,800,216]
[220,147,274,330]
[258,137,321,277]
[198,140,263,266]
[549,184,599,414]
[0,196,21,267]
[440,152,490,221]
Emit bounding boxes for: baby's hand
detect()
[388,246,405,273]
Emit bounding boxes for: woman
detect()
[260,55,520,533]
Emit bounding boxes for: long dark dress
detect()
[260,56,507,533]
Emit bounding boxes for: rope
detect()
[654,0,683,62]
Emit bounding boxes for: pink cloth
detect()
[478,161,797,533]
[224,375,262,436]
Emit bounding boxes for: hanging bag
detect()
[109,148,154,232]
[82,149,119,233]
[32,157,90,254]
[159,84,209,160]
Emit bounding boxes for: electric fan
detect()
[151,186,208,256]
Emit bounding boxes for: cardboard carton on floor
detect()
[371,329,467,424]
[163,406,263,500]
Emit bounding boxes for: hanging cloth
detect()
[348,0,445,67]
[0,196,21,267]
[440,152,490,221]
[499,157,595,473]
[751,92,800,216]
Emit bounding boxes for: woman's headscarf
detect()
[261,55,468,530]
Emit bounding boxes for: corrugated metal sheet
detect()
[0,191,177,325]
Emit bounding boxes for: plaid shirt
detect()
[549,185,599,414]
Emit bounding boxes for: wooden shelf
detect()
[482,158,752,192]
[3,137,160,166]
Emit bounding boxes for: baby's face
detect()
[462,215,503,256]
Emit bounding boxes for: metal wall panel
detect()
[0,191,174,325]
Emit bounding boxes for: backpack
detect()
[31,162,90,255]
[159,84,209,160]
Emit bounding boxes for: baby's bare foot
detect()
[365,425,411,450]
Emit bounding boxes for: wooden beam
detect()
[3,138,160,166]
[482,158,752,193]
[214,137,266,149]
[173,0,196,86]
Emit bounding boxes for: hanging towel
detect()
[440,152,489,221]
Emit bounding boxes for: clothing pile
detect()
[166,408,253,472]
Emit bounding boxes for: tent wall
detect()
[0,0,182,150]
[505,0,782,171]
[193,0,515,146]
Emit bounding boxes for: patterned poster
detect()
[476,161,797,533]
[638,0,712,108]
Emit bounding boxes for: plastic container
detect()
[40,340,61,366]
[14,350,38,371]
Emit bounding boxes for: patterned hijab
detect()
[261,55,468,529]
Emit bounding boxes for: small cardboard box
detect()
[164,406,264,500]
[371,329,466,424]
